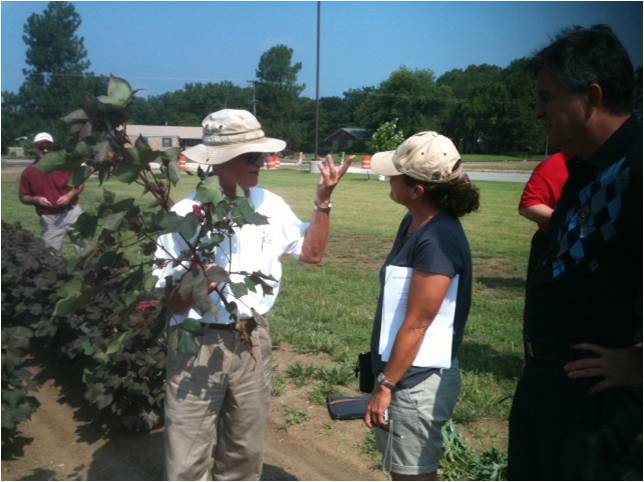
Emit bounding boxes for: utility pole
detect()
[314,1,321,161]
[247,80,257,116]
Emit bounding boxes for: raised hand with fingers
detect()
[316,154,355,205]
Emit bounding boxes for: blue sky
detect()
[2,1,642,99]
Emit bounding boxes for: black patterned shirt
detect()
[524,116,642,346]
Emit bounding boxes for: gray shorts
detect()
[376,359,462,475]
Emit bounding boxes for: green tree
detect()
[439,59,543,155]
[370,119,405,153]
[22,1,89,80]
[255,45,306,149]
[1,1,106,153]
[129,82,252,127]
[354,68,452,135]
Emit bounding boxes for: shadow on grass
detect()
[476,276,525,290]
[459,341,524,381]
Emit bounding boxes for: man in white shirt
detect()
[153,109,353,480]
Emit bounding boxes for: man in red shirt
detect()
[19,132,83,252]
[518,151,570,276]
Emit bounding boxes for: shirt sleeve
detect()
[519,166,553,210]
[278,200,309,259]
[412,229,458,278]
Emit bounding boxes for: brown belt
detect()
[525,342,599,363]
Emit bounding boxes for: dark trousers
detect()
[526,230,550,282]
[508,359,642,480]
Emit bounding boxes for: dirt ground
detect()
[1,346,386,481]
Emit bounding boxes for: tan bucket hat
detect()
[371,131,462,183]
[182,109,286,165]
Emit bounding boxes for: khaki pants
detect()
[164,325,272,481]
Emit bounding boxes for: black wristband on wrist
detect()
[314,200,332,213]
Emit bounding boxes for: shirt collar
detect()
[579,116,637,170]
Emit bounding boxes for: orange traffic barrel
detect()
[178,154,187,172]
[362,156,371,170]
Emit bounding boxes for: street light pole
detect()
[247,80,256,116]
[314,1,321,161]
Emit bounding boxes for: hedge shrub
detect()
[1,222,167,438]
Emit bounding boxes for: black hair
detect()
[403,175,480,218]
[529,24,635,114]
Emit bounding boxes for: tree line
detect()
[3,2,642,157]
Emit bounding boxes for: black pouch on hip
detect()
[326,395,370,420]
[355,351,374,393]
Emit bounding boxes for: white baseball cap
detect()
[33,132,54,144]
[371,131,462,183]
[182,109,286,165]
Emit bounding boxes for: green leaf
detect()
[123,265,145,292]
[206,265,229,284]
[52,294,82,318]
[94,141,111,163]
[177,318,205,335]
[96,251,118,269]
[106,76,133,106]
[103,211,127,231]
[36,150,82,173]
[71,165,92,187]
[61,108,89,124]
[106,331,129,355]
[167,160,181,186]
[56,278,82,299]
[74,212,98,239]
[163,147,181,163]
[235,198,269,226]
[81,340,96,356]
[177,330,200,356]
[157,212,200,239]
[113,162,144,183]
[229,282,248,299]
[125,147,140,164]
[196,176,224,205]
[103,189,116,205]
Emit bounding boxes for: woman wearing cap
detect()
[364,131,479,480]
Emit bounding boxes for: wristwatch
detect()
[376,372,396,391]
[314,200,332,213]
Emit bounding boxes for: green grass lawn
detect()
[2,169,534,454]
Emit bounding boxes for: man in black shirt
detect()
[508,25,642,480]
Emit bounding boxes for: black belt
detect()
[525,341,599,363]
[200,318,255,331]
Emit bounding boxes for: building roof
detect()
[126,125,202,140]
[324,127,374,142]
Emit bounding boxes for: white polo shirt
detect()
[153,187,308,325]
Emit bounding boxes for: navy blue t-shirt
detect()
[370,211,472,389]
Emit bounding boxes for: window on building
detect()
[162,137,172,148]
